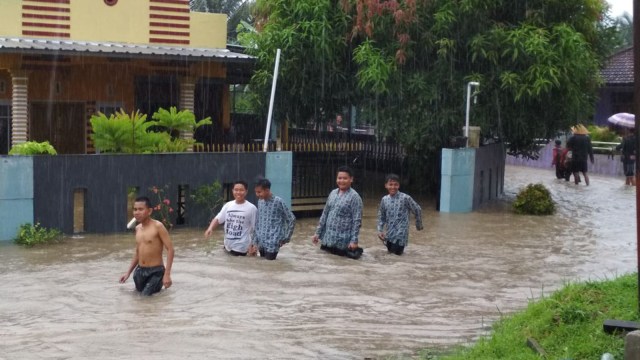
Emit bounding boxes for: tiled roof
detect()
[601,47,633,85]
[0,37,254,63]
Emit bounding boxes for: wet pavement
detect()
[0,165,636,359]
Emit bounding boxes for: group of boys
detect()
[120,167,423,296]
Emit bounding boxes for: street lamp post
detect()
[465,81,480,147]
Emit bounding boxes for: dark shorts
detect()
[571,160,588,173]
[385,241,405,256]
[259,247,278,260]
[624,162,635,177]
[226,249,247,256]
[133,265,165,296]
[320,245,363,259]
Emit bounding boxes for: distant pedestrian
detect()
[616,129,636,186]
[551,139,568,180]
[376,174,423,255]
[252,178,296,260]
[566,124,594,185]
[312,166,363,259]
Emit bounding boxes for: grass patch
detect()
[432,274,638,359]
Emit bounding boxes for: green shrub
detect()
[14,223,62,247]
[587,125,621,143]
[513,183,555,215]
[190,181,224,220]
[9,141,57,155]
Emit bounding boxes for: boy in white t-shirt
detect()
[204,180,257,256]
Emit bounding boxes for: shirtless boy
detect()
[119,196,174,296]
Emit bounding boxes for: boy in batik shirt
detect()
[312,166,363,259]
[377,174,423,255]
[252,178,296,260]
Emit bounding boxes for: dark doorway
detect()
[194,78,224,146]
[134,75,178,116]
[0,103,9,154]
[31,102,85,154]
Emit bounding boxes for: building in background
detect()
[0,0,254,154]
[594,47,633,126]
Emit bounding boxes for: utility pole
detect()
[634,0,639,311]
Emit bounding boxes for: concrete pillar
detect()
[179,76,195,151]
[265,152,293,208]
[625,330,640,360]
[439,148,476,213]
[9,70,29,146]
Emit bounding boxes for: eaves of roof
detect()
[0,37,255,64]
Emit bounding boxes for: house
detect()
[594,46,633,125]
[0,0,255,154]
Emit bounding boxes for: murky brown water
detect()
[0,165,636,359]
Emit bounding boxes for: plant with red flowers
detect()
[149,185,174,230]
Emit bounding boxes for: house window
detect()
[0,103,10,155]
[230,84,255,114]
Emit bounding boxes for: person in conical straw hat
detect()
[566,124,594,185]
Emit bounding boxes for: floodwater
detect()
[0,165,636,359]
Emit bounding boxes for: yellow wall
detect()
[0,1,227,49]
[71,1,149,45]
[191,12,227,49]
[0,0,21,38]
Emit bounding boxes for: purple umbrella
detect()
[607,112,635,128]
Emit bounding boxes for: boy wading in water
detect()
[377,174,423,255]
[312,166,363,259]
[252,178,296,260]
[204,180,257,256]
[119,196,174,296]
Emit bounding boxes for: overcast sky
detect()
[608,0,632,17]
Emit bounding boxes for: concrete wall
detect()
[473,143,506,209]
[0,152,297,240]
[266,152,293,209]
[0,156,33,241]
[0,0,227,49]
[440,148,476,213]
[440,143,506,213]
[31,153,267,235]
[506,142,624,177]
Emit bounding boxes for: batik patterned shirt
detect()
[377,192,422,246]
[315,187,363,250]
[254,195,296,253]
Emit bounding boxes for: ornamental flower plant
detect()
[149,185,174,230]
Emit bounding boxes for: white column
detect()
[9,70,29,146]
[179,76,196,151]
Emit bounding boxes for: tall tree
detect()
[249,0,609,190]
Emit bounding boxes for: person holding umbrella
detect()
[608,113,636,186]
[616,128,636,186]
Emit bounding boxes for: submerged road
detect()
[0,165,636,359]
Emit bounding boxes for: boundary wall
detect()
[0,152,293,240]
